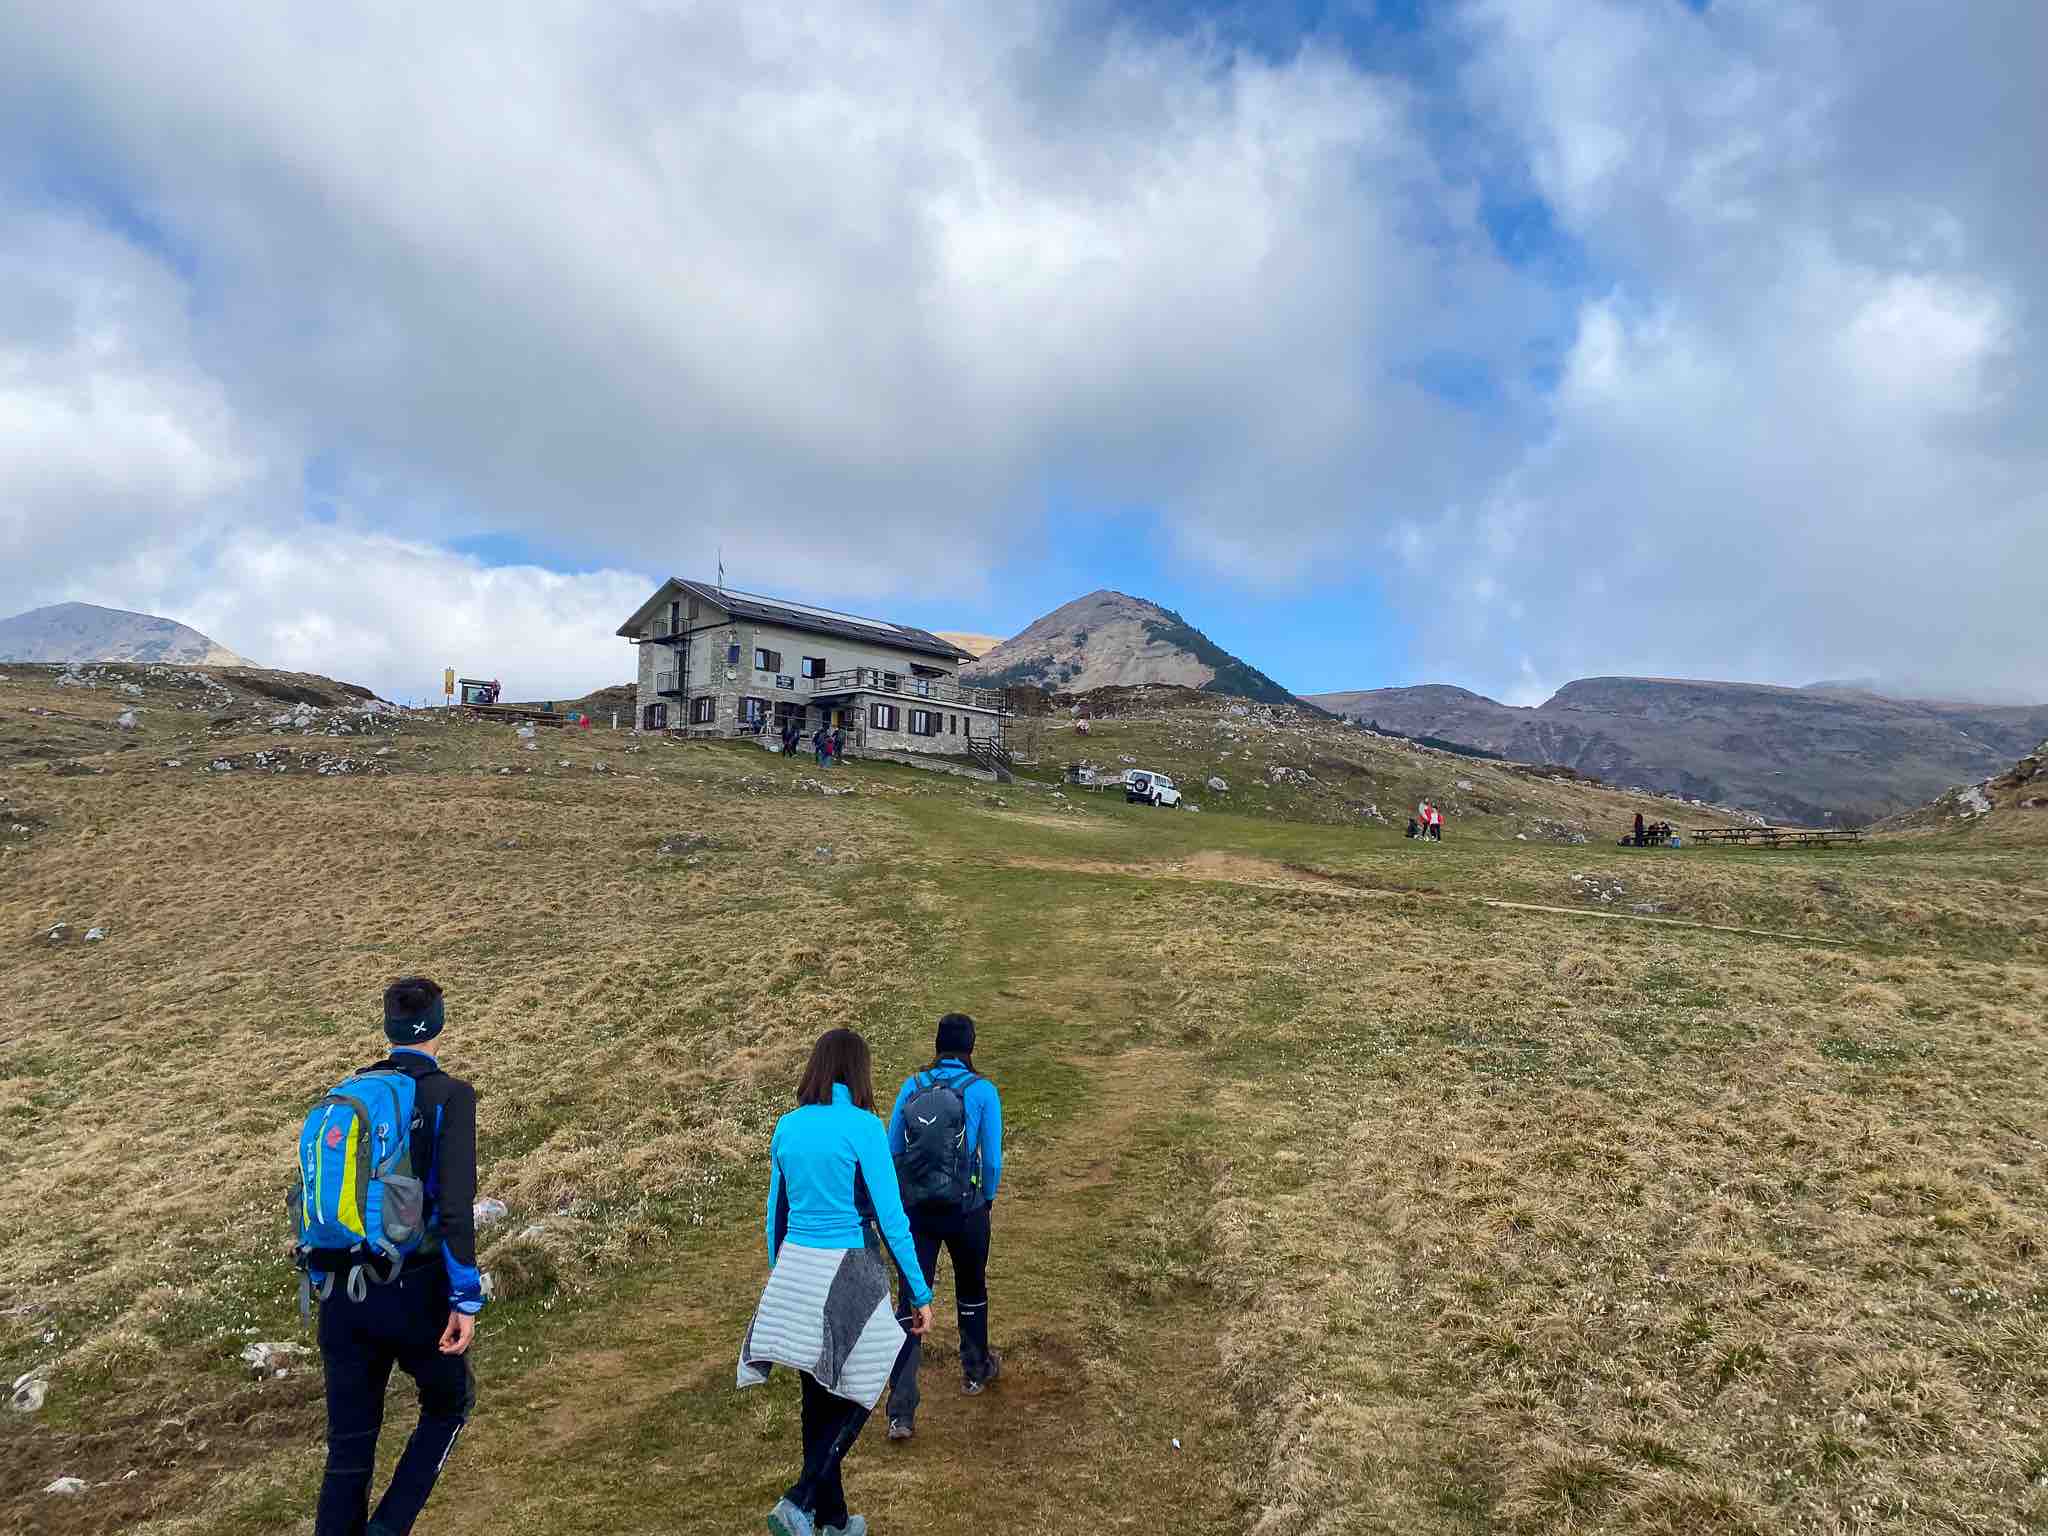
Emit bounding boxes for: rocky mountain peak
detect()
[962,591,1294,704]
[0,603,253,668]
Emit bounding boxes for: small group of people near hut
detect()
[1407,799,1445,841]
[295,986,1003,1536]
[811,722,847,766]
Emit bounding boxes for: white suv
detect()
[1124,769,1183,808]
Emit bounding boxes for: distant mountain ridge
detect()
[0,602,253,667]
[1307,676,2048,826]
[963,590,1296,705]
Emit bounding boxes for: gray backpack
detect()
[895,1070,983,1212]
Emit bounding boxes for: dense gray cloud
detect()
[0,2,1514,589]
[0,0,2039,703]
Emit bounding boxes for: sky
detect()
[1,0,2042,706]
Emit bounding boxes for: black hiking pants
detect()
[887,1203,993,1424]
[788,1370,870,1528]
[316,1265,474,1536]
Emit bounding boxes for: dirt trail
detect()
[424,1046,1234,1535]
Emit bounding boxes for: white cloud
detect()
[0,211,268,594]
[1,0,2040,703]
[0,0,1525,601]
[177,531,653,704]
[1425,0,2048,700]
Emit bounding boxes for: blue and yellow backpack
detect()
[290,1069,436,1308]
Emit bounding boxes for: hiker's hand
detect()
[439,1311,476,1355]
[910,1305,933,1337]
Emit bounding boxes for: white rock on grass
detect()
[114,710,140,731]
[473,1197,510,1227]
[1207,776,1229,792]
[240,1341,309,1375]
[46,1476,87,1495]
[11,1369,50,1413]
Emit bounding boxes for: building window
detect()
[801,656,827,678]
[754,647,782,672]
[870,703,899,731]
[643,702,668,730]
[949,714,958,735]
[738,696,767,730]
[726,642,741,665]
[690,695,716,725]
[910,709,937,737]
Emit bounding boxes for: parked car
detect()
[1125,769,1183,808]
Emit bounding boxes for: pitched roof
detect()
[617,579,974,663]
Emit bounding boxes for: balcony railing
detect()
[655,671,685,697]
[807,668,1007,712]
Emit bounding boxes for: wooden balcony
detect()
[806,669,1007,712]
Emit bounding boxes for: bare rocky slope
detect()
[0,602,253,667]
[1881,736,2048,842]
[1308,677,2048,826]
[963,590,1295,704]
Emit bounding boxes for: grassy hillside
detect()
[1026,687,1758,844]
[5,668,2048,1535]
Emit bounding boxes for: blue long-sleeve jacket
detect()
[765,1084,933,1308]
[887,1059,1003,1205]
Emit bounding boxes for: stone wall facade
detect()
[629,600,1004,754]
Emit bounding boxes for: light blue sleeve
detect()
[857,1114,933,1307]
[886,1076,916,1158]
[971,1079,1004,1202]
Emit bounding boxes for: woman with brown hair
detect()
[739,1029,933,1536]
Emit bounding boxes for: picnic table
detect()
[1690,825,1863,848]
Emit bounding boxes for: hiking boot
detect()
[767,1497,816,1536]
[886,1418,914,1441]
[962,1352,1002,1395]
[823,1520,868,1536]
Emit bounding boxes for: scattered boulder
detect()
[473,1198,510,1228]
[84,927,106,942]
[1207,776,1229,792]
[45,1477,86,1496]
[114,709,140,731]
[10,1368,49,1413]
[658,834,717,858]
[240,1341,309,1376]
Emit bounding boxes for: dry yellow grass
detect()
[5,666,2047,1535]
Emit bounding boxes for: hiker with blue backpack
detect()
[294,977,484,1536]
[883,1012,1005,1440]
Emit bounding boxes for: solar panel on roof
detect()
[717,587,908,636]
